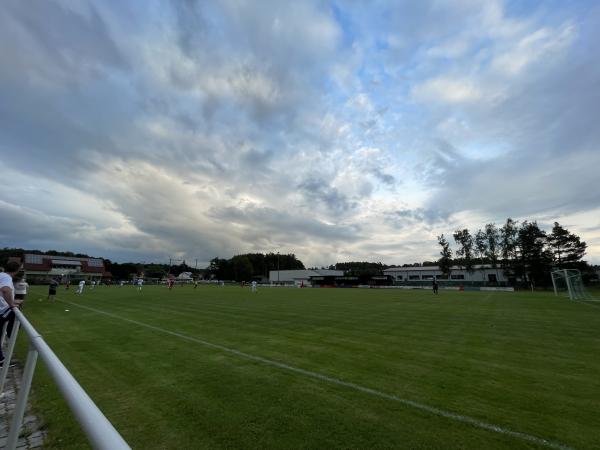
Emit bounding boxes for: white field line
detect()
[573,299,600,310]
[61,300,573,450]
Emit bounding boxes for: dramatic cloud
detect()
[1,0,599,266]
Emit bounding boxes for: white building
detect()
[269,269,344,284]
[383,265,507,284]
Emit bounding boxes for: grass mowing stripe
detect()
[61,299,573,450]
[573,300,600,309]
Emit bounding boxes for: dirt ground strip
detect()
[0,361,46,449]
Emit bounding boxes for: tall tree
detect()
[500,218,519,279]
[484,223,500,268]
[453,228,475,273]
[231,255,253,281]
[547,222,587,269]
[484,223,501,281]
[516,221,552,287]
[437,234,453,279]
[475,229,488,281]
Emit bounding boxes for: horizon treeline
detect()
[437,219,592,287]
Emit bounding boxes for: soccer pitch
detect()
[16,285,600,449]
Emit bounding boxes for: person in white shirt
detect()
[251,280,257,293]
[90,280,96,289]
[77,280,86,294]
[137,278,144,291]
[0,261,20,365]
[14,274,28,308]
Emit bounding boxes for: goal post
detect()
[551,269,594,301]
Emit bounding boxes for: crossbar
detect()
[1,309,131,450]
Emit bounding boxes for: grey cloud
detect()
[419,8,600,221]
[0,201,85,243]
[1,1,126,83]
[370,167,396,186]
[298,177,354,213]
[210,205,361,243]
[386,208,448,227]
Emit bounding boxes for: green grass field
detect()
[12,285,600,449]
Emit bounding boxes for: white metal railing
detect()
[0,308,131,450]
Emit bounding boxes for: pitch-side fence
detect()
[0,308,130,450]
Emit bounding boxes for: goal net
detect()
[551,269,596,301]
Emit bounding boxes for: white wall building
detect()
[383,265,507,284]
[269,269,344,284]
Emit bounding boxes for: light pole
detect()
[277,252,280,284]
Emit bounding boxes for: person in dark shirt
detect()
[48,278,59,302]
[432,278,439,295]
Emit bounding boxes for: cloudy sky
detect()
[1,0,599,267]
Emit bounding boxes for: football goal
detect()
[551,269,597,301]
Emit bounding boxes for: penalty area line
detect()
[60,300,573,450]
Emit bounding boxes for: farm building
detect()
[9,253,107,283]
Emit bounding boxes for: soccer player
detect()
[194,279,198,289]
[432,278,439,295]
[48,278,59,302]
[137,278,144,291]
[77,279,85,294]
[167,278,174,290]
[251,280,257,293]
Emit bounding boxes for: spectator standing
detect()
[0,261,20,365]
[14,273,28,308]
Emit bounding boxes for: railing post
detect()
[5,344,38,450]
[12,309,131,449]
[0,319,20,394]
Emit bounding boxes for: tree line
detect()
[437,220,591,287]
[206,253,305,281]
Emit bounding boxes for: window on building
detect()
[437,275,448,279]
[396,275,403,280]
[25,254,43,264]
[422,275,434,280]
[451,274,465,280]
[409,275,420,280]
[488,274,498,283]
